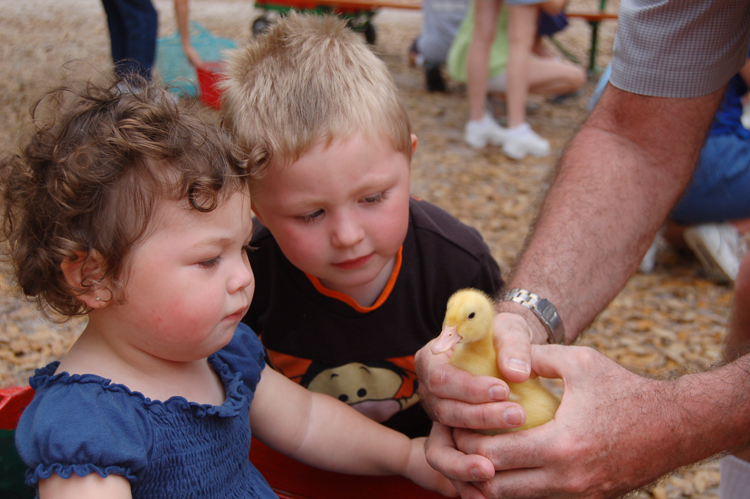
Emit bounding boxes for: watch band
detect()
[501,288,565,344]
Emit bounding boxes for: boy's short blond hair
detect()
[221,13,412,179]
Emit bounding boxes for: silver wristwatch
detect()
[501,288,565,344]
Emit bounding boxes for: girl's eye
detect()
[296,209,324,224]
[199,257,221,269]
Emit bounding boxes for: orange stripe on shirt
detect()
[305,246,403,313]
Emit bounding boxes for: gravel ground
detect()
[0,0,734,497]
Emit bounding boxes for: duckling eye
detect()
[468,312,475,320]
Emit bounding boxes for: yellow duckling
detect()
[432,288,559,434]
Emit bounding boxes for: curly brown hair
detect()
[1,75,250,320]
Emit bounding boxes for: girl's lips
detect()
[333,253,374,270]
[225,305,249,322]
[224,311,244,322]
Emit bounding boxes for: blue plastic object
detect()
[155,22,236,97]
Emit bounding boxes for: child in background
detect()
[221,13,504,438]
[2,76,455,498]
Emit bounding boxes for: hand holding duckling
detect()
[431,288,560,433]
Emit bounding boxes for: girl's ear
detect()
[60,250,109,309]
[411,134,418,155]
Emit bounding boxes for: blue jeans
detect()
[101,0,158,79]
[671,133,750,225]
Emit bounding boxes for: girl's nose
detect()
[228,253,255,293]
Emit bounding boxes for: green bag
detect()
[155,22,237,97]
[0,429,34,499]
[447,3,509,83]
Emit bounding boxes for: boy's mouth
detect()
[332,253,374,270]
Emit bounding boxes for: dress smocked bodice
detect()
[16,324,278,499]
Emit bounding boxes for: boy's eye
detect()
[296,209,324,224]
[363,192,387,204]
[198,257,221,269]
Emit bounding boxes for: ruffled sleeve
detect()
[16,370,153,487]
[214,323,266,401]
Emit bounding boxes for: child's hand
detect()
[403,437,458,497]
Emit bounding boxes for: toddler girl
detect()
[1,76,454,499]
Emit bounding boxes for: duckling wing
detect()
[510,379,560,431]
[450,353,501,379]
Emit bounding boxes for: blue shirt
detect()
[16,324,277,499]
[710,48,750,140]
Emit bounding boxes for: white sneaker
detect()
[639,228,664,274]
[684,223,746,284]
[502,123,550,159]
[464,114,507,148]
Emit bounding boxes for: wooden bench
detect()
[561,10,618,73]
[252,0,617,72]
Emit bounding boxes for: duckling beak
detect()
[431,325,460,355]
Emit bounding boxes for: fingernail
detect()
[489,385,509,400]
[505,357,530,375]
[471,467,490,480]
[504,407,524,426]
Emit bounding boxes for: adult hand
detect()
[416,310,546,430]
[429,344,684,499]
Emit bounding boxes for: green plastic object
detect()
[0,429,34,499]
[155,22,237,97]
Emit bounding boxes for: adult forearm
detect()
[505,86,723,342]
[615,355,750,488]
[672,355,750,461]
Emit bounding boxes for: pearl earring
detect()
[95,296,100,301]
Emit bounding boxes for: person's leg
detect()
[671,136,750,283]
[111,0,158,80]
[500,3,551,159]
[467,0,502,122]
[526,55,586,97]
[504,4,537,128]
[464,0,508,148]
[672,135,750,224]
[101,0,127,66]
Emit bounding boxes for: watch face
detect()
[541,306,558,322]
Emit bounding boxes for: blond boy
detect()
[222,13,503,437]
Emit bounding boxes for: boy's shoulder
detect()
[408,197,489,254]
[250,217,273,244]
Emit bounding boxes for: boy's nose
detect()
[330,214,365,248]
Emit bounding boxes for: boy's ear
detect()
[60,250,109,309]
[411,134,418,155]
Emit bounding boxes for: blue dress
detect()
[15,324,278,499]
